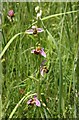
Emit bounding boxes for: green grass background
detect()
[1,2,79,118]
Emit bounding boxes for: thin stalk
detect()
[0,2,2,120]
[36,56,41,100]
[37,72,41,100]
[76,2,79,118]
[0,32,23,59]
[32,10,79,26]
[58,3,67,117]
[72,62,77,118]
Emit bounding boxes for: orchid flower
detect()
[27,96,41,107]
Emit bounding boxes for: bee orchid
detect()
[31,46,46,58]
[7,10,14,22]
[40,60,49,76]
[26,26,44,35]
[27,96,41,107]
[8,10,14,18]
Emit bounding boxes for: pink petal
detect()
[37,28,44,33]
[26,29,33,34]
[40,69,44,76]
[27,99,32,104]
[8,10,14,17]
[35,98,41,107]
[31,49,35,53]
[40,48,46,58]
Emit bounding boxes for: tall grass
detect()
[1,2,79,118]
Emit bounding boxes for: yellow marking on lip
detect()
[36,47,41,51]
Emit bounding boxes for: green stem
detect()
[36,64,41,118]
[0,2,2,119]
[32,10,79,26]
[36,62,41,100]
[37,73,41,100]
[0,32,23,59]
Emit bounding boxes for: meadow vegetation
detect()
[1,2,79,118]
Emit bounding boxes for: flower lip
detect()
[8,10,14,17]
